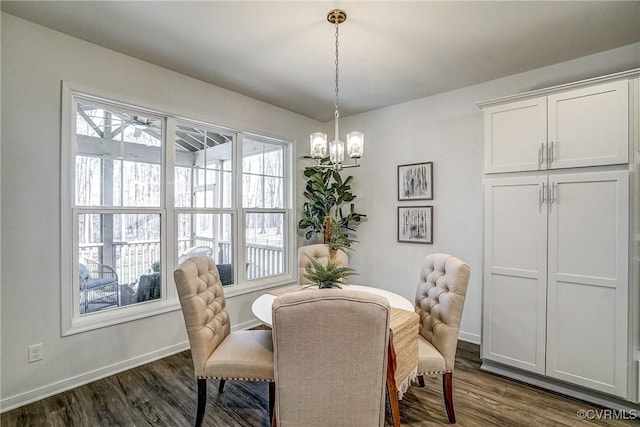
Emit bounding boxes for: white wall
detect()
[2,9,639,411]
[0,13,318,409]
[338,43,640,344]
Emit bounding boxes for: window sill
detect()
[63,299,182,336]
[222,274,297,298]
[63,275,296,336]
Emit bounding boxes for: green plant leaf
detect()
[302,255,358,285]
[298,159,366,245]
[303,168,318,178]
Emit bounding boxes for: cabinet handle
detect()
[550,182,557,204]
[539,143,545,166]
[539,182,546,205]
[548,141,554,164]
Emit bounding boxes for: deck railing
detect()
[79,238,283,285]
[247,243,285,278]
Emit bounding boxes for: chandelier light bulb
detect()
[329,139,345,165]
[346,132,364,159]
[310,133,328,159]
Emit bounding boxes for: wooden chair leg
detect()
[386,341,401,427]
[417,375,425,387]
[386,382,401,427]
[196,379,207,427]
[269,382,276,427]
[218,379,226,393]
[443,372,456,424]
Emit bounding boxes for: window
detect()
[74,100,164,320]
[243,137,287,280]
[62,85,295,334]
[174,124,236,283]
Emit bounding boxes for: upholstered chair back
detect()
[272,289,390,427]
[415,253,470,371]
[298,244,349,285]
[174,257,230,377]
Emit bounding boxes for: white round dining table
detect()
[251,284,415,327]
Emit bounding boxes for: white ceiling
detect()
[2,1,639,121]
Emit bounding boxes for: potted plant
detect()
[298,158,366,245]
[136,261,161,303]
[303,256,357,289]
[150,261,161,273]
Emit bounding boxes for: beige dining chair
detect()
[271,289,391,427]
[298,244,349,285]
[174,257,274,427]
[414,253,470,424]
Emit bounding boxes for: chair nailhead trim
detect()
[196,376,273,382]
[417,369,453,375]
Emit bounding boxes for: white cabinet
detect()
[481,72,639,404]
[546,172,629,397]
[484,80,629,174]
[483,176,547,374]
[483,171,629,397]
[484,97,547,173]
[548,81,629,169]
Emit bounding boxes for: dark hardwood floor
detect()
[2,341,638,426]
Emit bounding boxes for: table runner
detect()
[267,285,418,399]
[389,307,419,398]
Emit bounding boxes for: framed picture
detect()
[398,162,433,201]
[398,206,433,244]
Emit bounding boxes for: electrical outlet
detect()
[28,343,43,363]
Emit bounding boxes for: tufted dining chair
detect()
[298,244,349,285]
[271,289,391,427]
[414,253,470,424]
[174,257,274,427]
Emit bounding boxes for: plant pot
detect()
[319,281,341,289]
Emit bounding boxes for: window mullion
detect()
[236,133,246,284]
[165,117,175,297]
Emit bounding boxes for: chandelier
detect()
[310,9,364,171]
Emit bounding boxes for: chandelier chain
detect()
[334,19,340,120]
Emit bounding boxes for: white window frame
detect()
[231,133,294,294]
[61,82,296,335]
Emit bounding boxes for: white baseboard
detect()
[234,318,263,331]
[0,341,189,413]
[481,360,640,413]
[458,331,480,345]
[1,321,265,413]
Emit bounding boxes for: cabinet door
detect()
[482,176,547,373]
[548,80,629,169]
[484,97,547,173]
[546,171,629,398]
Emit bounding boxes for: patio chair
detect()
[178,245,213,264]
[79,258,119,314]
